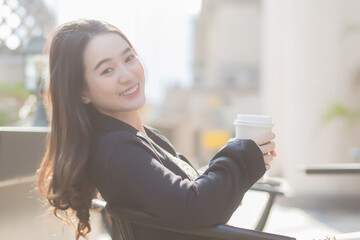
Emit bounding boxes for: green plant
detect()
[0,110,6,126]
[321,103,360,126]
[0,82,31,100]
[321,102,360,160]
[0,82,32,126]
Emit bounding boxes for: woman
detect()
[37,19,276,240]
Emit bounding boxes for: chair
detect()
[92,190,296,240]
[248,179,285,231]
[92,177,286,235]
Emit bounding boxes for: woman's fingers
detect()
[264,154,273,171]
[231,132,276,172]
[265,163,271,171]
[251,132,276,171]
[270,150,277,157]
[262,144,275,171]
[258,141,276,155]
[263,153,273,164]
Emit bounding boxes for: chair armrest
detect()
[249,178,286,231]
[92,198,107,210]
[251,177,286,195]
[105,203,296,240]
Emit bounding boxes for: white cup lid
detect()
[234,114,274,128]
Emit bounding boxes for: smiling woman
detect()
[37,19,275,240]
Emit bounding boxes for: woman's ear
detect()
[81,89,91,104]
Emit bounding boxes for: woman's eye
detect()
[125,55,134,63]
[101,68,113,75]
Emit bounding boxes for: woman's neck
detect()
[96,107,146,135]
[114,110,147,136]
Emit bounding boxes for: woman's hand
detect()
[252,132,276,171]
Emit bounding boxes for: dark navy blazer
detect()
[87,110,266,240]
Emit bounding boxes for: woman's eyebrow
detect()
[93,47,132,71]
[122,47,131,55]
[93,58,111,71]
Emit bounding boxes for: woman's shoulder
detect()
[93,130,139,151]
[99,129,136,141]
[89,130,144,174]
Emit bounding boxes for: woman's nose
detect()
[117,65,133,83]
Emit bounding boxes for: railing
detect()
[0,127,48,187]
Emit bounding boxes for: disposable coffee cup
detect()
[234,114,274,140]
[234,114,274,182]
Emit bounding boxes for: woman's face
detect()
[82,33,146,119]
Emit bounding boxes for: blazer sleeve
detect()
[104,132,265,228]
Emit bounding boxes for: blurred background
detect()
[1,0,359,239]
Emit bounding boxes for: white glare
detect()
[24,15,35,28]
[0,5,11,18]
[7,13,21,28]
[187,0,202,16]
[5,34,21,50]
[0,25,11,40]
[16,6,27,17]
[7,0,19,9]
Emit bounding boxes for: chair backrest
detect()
[103,202,296,240]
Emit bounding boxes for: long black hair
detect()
[37,19,133,239]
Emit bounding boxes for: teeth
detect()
[120,84,139,96]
